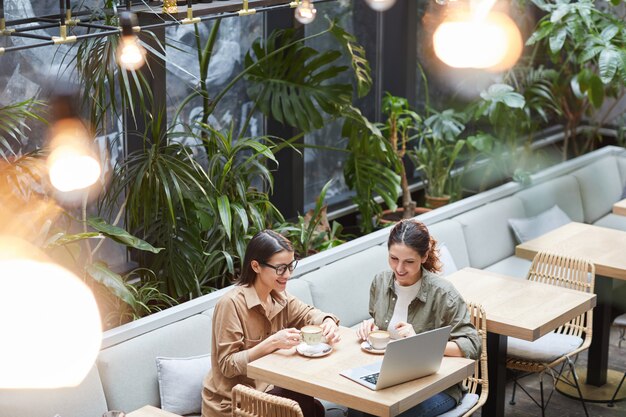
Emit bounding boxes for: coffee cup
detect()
[300,325,323,345]
[367,330,390,350]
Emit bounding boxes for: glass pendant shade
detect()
[295,1,316,24]
[117,35,146,70]
[364,0,396,12]
[0,238,102,388]
[117,12,146,70]
[47,118,101,193]
[433,11,522,71]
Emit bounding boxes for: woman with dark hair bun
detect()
[202,230,340,417]
[355,219,481,417]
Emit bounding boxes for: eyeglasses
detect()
[259,259,298,276]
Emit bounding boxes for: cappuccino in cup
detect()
[301,325,323,345]
[368,330,390,350]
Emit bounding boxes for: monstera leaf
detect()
[244,29,353,132]
[329,20,372,98]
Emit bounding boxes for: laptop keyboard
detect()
[360,372,380,385]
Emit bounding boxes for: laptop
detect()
[340,325,452,390]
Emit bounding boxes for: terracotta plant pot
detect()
[377,207,432,226]
[425,195,451,209]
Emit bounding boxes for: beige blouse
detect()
[201,284,339,417]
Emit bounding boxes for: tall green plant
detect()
[526,0,626,157]
[0,98,46,160]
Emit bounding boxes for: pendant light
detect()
[295,0,316,24]
[117,12,146,71]
[364,0,396,12]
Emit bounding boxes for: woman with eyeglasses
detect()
[202,229,341,417]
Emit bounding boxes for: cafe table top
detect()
[445,268,597,341]
[126,405,182,417]
[613,198,626,216]
[247,327,475,417]
[515,221,626,280]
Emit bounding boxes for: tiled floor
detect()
[477,327,626,417]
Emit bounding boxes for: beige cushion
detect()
[508,332,583,363]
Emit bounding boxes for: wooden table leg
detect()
[587,275,612,386]
[484,332,507,417]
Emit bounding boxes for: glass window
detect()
[303,1,379,211]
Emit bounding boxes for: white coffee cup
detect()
[301,325,323,345]
[368,330,390,350]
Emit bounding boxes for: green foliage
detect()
[276,180,345,257]
[341,106,400,233]
[0,99,46,161]
[409,109,466,198]
[526,0,626,156]
[244,28,353,132]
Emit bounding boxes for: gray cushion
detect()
[97,314,212,413]
[614,313,626,327]
[507,332,583,363]
[428,220,470,269]
[484,256,532,279]
[437,393,479,417]
[572,157,623,223]
[301,245,388,327]
[156,354,211,416]
[515,175,584,222]
[616,156,626,187]
[0,365,107,417]
[593,213,626,232]
[508,205,571,243]
[286,278,315,306]
[438,243,458,277]
[453,197,525,269]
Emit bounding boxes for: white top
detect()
[388,278,422,339]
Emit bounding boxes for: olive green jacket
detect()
[369,269,481,404]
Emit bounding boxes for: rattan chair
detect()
[439,302,488,417]
[232,384,304,417]
[506,251,595,417]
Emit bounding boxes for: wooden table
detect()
[127,405,182,417]
[613,199,626,216]
[247,327,475,417]
[445,267,596,417]
[516,222,626,388]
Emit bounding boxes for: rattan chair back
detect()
[232,384,304,417]
[462,302,488,417]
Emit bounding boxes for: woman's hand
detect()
[271,328,303,350]
[321,318,341,345]
[394,322,416,339]
[356,318,377,341]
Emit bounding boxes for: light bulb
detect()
[47,119,102,193]
[295,0,316,24]
[364,0,396,11]
[117,35,146,71]
[435,0,448,5]
[433,11,522,71]
[0,238,102,388]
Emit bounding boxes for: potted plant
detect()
[408,108,466,208]
[377,93,428,222]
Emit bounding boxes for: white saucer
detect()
[296,342,333,357]
[361,341,386,354]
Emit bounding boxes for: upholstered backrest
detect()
[453,197,525,269]
[616,156,626,187]
[97,313,213,413]
[286,278,315,306]
[300,244,388,327]
[428,219,471,270]
[0,365,108,417]
[572,157,623,223]
[515,175,584,222]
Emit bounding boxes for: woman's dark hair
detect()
[388,219,441,273]
[236,230,294,285]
